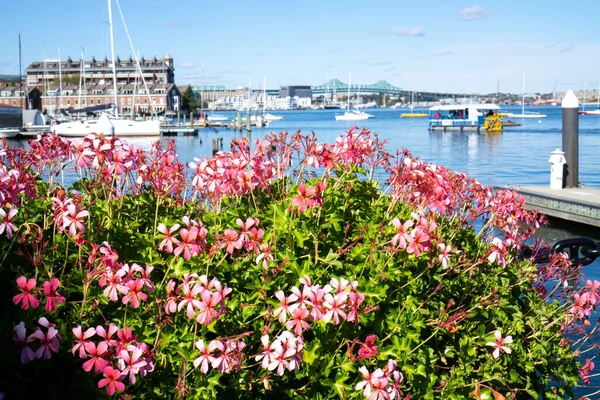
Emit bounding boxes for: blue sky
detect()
[1,0,599,94]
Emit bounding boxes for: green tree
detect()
[181,85,200,112]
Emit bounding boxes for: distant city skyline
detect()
[1,0,599,95]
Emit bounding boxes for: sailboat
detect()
[52,0,160,137]
[579,78,600,115]
[401,84,427,118]
[335,74,371,121]
[262,77,282,121]
[584,81,600,115]
[506,72,546,119]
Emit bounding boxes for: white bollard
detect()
[548,149,566,190]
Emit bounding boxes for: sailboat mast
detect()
[583,77,588,112]
[347,74,351,112]
[263,77,266,115]
[107,0,119,117]
[522,72,525,116]
[19,34,24,111]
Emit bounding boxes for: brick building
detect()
[14,53,181,115]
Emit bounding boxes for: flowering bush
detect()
[0,129,595,399]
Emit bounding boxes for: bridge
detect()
[312,79,469,102]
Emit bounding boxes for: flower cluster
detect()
[570,280,600,320]
[12,318,61,363]
[189,137,276,203]
[157,216,208,260]
[51,194,90,238]
[97,262,154,308]
[292,181,326,213]
[193,337,246,374]
[356,360,404,400]
[273,276,367,334]
[72,324,154,395]
[164,273,231,326]
[255,331,304,376]
[12,276,65,312]
[390,211,437,257]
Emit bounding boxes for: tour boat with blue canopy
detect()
[428,104,503,132]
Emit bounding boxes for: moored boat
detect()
[0,104,22,138]
[428,104,503,132]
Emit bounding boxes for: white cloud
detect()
[168,20,193,27]
[180,62,194,68]
[559,44,574,53]
[458,6,488,21]
[432,50,456,57]
[370,26,425,37]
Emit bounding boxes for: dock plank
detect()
[500,186,600,227]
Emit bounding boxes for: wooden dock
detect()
[499,185,600,227]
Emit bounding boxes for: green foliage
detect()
[0,149,581,400]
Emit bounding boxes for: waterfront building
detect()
[11,54,182,115]
[280,85,312,99]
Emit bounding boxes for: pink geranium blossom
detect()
[72,326,96,358]
[33,326,60,360]
[12,276,39,310]
[82,342,110,374]
[98,366,125,396]
[486,329,513,359]
[12,322,35,364]
[0,207,18,238]
[43,277,65,312]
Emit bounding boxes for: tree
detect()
[181,86,200,112]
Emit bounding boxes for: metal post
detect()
[561,89,579,188]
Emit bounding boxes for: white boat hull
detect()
[335,112,370,121]
[264,114,283,121]
[52,113,160,137]
[506,113,547,119]
[583,109,600,115]
[207,115,229,122]
[0,128,20,138]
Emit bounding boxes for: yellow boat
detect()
[401,113,428,118]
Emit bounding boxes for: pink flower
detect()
[122,279,147,308]
[33,326,60,360]
[357,335,379,359]
[485,330,513,359]
[196,291,222,326]
[12,322,35,364]
[0,207,18,238]
[285,307,310,335]
[292,183,317,212]
[164,279,179,314]
[273,290,299,323]
[12,276,39,310]
[118,346,147,384]
[193,339,221,373]
[323,292,347,324]
[390,218,413,249]
[157,223,180,253]
[72,326,96,358]
[255,335,274,369]
[220,229,243,255]
[62,203,89,236]
[98,366,125,396]
[83,342,110,374]
[43,277,65,312]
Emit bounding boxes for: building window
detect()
[91,100,94,105]
[67,100,70,105]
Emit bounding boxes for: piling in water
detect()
[561,89,579,188]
